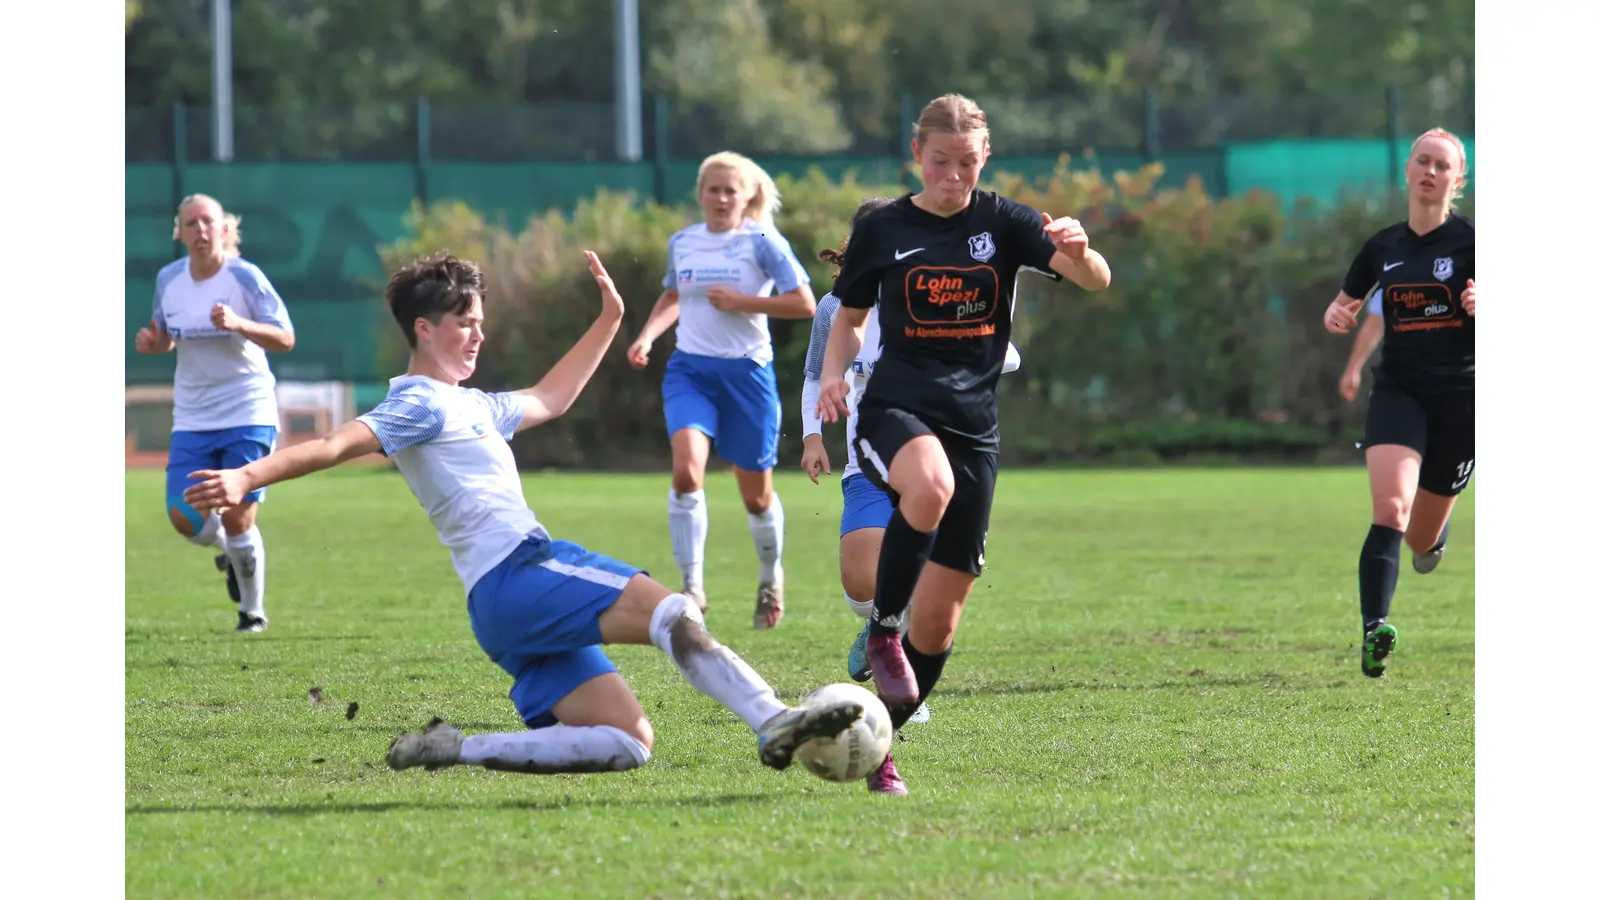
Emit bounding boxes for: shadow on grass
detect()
[128,791,778,817]
[936,674,1288,699]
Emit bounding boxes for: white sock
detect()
[668,488,708,590]
[459,724,650,773]
[847,596,875,620]
[648,592,786,730]
[225,526,266,617]
[748,494,784,583]
[186,511,225,550]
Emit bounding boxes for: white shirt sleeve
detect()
[356,383,445,456]
[801,378,822,439]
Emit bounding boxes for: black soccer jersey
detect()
[832,190,1061,443]
[1342,214,1475,393]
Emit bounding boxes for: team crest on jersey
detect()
[1433,257,1454,281]
[968,232,996,262]
[678,268,694,284]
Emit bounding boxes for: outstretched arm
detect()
[513,251,627,431]
[184,419,381,511]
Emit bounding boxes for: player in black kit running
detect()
[815,93,1111,794]
[1322,127,1475,678]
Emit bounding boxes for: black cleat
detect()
[215,554,241,604]
[235,611,268,633]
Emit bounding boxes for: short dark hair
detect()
[385,251,485,348]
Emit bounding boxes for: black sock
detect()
[1360,524,1404,630]
[1429,520,1451,553]
[868,510,936,638]
[889,634,951,730]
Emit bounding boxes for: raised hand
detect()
[1042,212,1090,260]
[584,251,625,321]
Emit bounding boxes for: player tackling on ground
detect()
[1322,127,1475,678]
[817,94,1111,793]
[185,250,862,775]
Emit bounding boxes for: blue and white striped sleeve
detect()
[661,231,685,292]
[356,383,446,456]
[229,259,294,330]
[151,259,185,329]
[800,294,839,439]
[803,293,840,382]
[752,229,811,294]
[480,390,525,439]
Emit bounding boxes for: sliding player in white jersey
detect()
[184,250,862,776]
[800,198,1024,728]
[626,152,817,630]
[134,194,294,633]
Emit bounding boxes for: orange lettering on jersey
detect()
[1385,283,1462,332]
[904,265,1000,328]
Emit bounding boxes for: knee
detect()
[842,572,875,605]
[740,490,772,515]
[221,504,257,534]
[899,469,954,530]
[840,557,876,604]
[620,717,654,754]
[670,467,703,495]
[1372,495,1411,531]
[648,590,716,657]
[166,502,200,538]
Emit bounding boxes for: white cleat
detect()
[753,579,784,630]
[387,718,465,771]
[907,702,931,725]
[756,699,863,771]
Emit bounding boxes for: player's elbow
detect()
[274,331,296,352]
[1078,264,1111,292]
[792,287,817,316]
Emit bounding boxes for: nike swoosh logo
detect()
[1383,262,1403,271]
[894,248,924,260]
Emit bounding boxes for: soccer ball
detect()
[794,682,893,782]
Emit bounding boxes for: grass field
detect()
[125,465,1474,898]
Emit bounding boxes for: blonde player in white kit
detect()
[184,251,864,777]
[800,200,1022,760]
[134,194,295,633]
[626,152,818,630]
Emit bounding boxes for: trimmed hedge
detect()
[377,161,1471,469]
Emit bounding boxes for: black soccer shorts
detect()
[851,400,999,575]
[1361,385,1475,497]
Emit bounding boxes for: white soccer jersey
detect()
[661,220,810,366]
[801,292,1021,480]
[152,257,293,432]
[356,375,548,592]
